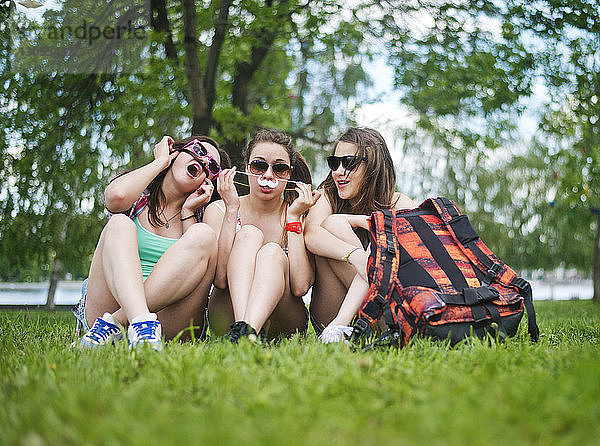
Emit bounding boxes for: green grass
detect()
[1,301,599,446]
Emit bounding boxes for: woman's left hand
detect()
[182,179,214,215]
[287,183,321,221]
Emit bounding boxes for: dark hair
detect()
[243,129,312,207]
[319,127,396,216]
[244,129,313,247]
[146,135,231,227]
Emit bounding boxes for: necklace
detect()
[161,208,181,229]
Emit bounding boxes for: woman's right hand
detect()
[153,136,177,168]
[217,167,240,210]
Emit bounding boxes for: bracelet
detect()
[180,214,196,222]
[285,221,302,233]
[342,247,360,264]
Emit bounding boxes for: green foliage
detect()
[1,0,376,280]
[1,302,599,445]
[384,0,599,275]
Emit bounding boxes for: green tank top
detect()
[134,217,178,280]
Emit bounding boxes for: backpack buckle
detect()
[482,263,501,285]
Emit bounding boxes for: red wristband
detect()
[285,221,302,233]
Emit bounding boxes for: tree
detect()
[0,0,377,290]
[379,0,600,300]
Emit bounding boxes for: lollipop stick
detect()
[234,170,301,191]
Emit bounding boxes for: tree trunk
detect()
[182,0,208,134]
[46,213,70,309]
[150,0,177,60]
[593,212,600,303]
[46,256,62,311]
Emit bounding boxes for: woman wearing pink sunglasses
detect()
[73,135,230,350]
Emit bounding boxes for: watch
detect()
[285,221,302,233]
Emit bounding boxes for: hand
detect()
[216,167,240,211]
[182,179,214,214]
[153,136,177,168]
[287,183,321,221]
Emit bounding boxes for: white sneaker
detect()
[318,324,353,344]
[127,314,163,351]
[74,313,123,349]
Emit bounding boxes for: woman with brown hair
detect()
[205,129,320,342]
[73,135,230,350]
[304,127,416,343]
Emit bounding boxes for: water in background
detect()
[0,279,594,306]
[0,282,83,306]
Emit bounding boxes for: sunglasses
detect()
[179,140,222,180]
[326,155,368,172]
[248,159,292,179]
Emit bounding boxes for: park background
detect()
[0,0,599,307]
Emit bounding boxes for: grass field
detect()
[1,301,599,446]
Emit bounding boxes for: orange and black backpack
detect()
[351,197,539,347]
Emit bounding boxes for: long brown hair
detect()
[243,129,312,207]
[146,135,231,227]
[244,129,312,247]
[319,127,396,215]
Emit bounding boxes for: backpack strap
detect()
[354,210,401,338]
[430,197,539,342]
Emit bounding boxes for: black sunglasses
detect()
[248,160,292,179]
[179,140,222,180]
[326,155,368,172]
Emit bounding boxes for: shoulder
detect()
[393,192,417,211]
[203,200,226,224]
[205,199,225,214]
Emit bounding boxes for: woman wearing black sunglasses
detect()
[73,135,231,350]
[204,129,320,342]
[304,127,415,343]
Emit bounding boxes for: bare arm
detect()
[304,194,365,262]
[202,168,240,289]
[104,136,177,213]
[286,183,321,297]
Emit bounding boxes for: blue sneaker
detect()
[74,313,123,349]
[127,316,163,351]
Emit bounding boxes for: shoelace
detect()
[131,320,160,339]
[86,319,117,343]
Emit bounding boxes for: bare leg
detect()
[87,221,218,341]
[329,274,370,327]
[85,214,149,327]
[227,225,264,319]
[143,223,217,340]
[309,214,364,330]
[208,244,308,340]
[242,243,289,332]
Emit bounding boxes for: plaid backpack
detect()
[352,197,539,347]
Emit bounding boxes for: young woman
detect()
[73,135,230,350]
[304,127,416,343]
[204,129,320,342]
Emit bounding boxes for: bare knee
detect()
[234,225,264,246]
[103,213,136,236]
[180,223,217,252]
[256,242,287,268]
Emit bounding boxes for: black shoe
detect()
[226,321,257,343]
